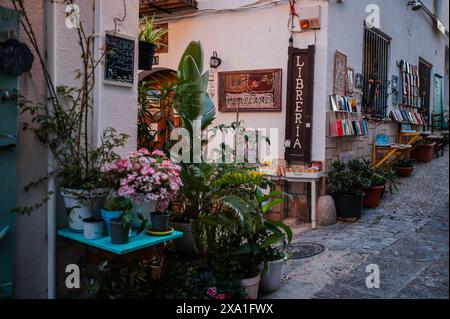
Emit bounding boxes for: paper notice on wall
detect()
[207,68,217,103]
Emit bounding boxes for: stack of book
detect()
[390,110,425,125]
[330,119,369,137]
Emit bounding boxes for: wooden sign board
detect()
[333,50,347,96]
[104,32,135,87]
[218,69,282,112]
[285,45,315,163]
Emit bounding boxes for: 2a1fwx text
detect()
[176,303,274,317]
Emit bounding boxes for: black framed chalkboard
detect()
[104,32,135,87]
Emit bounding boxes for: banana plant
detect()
[174,41,216,153]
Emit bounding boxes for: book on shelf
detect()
[336,120,344,137]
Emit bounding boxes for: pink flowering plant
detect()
[109,148,182,211]
[205,287,225,300]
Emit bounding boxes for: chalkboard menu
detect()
[104,32,135,87]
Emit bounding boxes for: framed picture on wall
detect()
[333,50,347,96]
[218,69,282,112]
[346,67,355,96]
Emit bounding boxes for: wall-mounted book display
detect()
[390,109,426,126]
[329,114,369,137]
[399,60,420,108]
[328,95,367,137]
[330,95,360,113]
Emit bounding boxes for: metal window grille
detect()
[362,24,391,118]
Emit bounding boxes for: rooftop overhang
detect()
[139,0,198,19]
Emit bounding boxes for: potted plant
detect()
[109,148,182,230]
[14,12,129,228]
[166,41,217,254]
[363,168,387,208]
[328,160,371,219]
[412,140,435,162]
[17,80,129,232]
[101,197,133,236]
[259,247,289,292]
[82,216,104,240]
[395,159,416,177]
[202,170,291,298]
[109,200,147,245]
[138,14,168,70]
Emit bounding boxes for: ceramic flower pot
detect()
[260,259,286,292]
[101,209,122,236]
[240,274,261,299]
[151,212,171,232]
[61,188,109,233]
[333,194,364,219]
[109,219,130,245]
[396,166,415,177]
[170,220,197,255]
[363,185,385,208]
[82,217,104,240]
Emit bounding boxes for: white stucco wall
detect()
[157,0,329,163]
[326,0,448,118]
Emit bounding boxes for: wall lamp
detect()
[210,51,222,69]
[407,0,423,11]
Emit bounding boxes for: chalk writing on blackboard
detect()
[104,32,135,87]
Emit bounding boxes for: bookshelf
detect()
[328,94,368,138]
[327,110,369,138]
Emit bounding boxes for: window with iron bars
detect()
[362,23,391,118]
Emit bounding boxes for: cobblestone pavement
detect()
[265,149,449,299]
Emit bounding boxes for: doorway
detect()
[419,57,433,128]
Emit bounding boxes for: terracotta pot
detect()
[412,143,435,162]
[363,185,385,208]
[396,166,415,177]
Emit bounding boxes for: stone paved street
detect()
[265,149,449,299]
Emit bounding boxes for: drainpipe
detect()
[45,0,57,299]
[93,0,102,147]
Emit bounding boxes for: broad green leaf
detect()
[261,233,284,248]
[177,41,203,76]
[266,220,293,243]
[262,198,283,213]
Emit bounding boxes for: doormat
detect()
[287,243,325,259]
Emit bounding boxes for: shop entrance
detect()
[419,57,433,128]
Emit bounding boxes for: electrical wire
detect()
[153,0,288,24]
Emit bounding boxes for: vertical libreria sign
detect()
[285,45,315,163]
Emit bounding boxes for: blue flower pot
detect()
[101,209,122,236]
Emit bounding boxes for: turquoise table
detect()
[57,228,183,255]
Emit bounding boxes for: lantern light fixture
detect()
[210,51,222,69]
